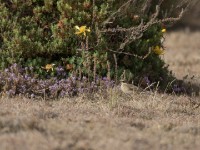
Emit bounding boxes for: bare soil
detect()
[0,31,200,150]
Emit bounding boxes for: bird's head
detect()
[120,79,126,83]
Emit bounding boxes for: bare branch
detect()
[107,48,152,60]
[98,0,188,59]
[92,0,95,26]
[102,0,136,26]
[141,0,152,14]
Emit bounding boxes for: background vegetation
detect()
[0,0,191,98]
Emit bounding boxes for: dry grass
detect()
[0,31,200,150]
[164,31,200,79]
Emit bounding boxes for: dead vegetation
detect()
[0,90,200,150]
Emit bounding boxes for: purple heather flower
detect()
[0,64,120,99]
[7,89,15,96]
[29,66,33,70]
[24,74,29,79]
[173,84,182,93]
[66,78,72,83]
[13,63,17,68]
[10,73,16,78]
[56,66,64,71]
[71,76,76,82]
[31,78,36,83]
[102,77,107,81]
[60,90,66,98]
[56,66,65,76]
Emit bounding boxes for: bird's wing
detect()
[126,84,132,89]
[128,84,137,90]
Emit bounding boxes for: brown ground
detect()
[0,31,200,150]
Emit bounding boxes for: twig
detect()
[113,54,118,82]
[93,56,97,81]
[102,0,136,26]
[92,0,95,26]
[107,47,152,60]
[107,61,111,81]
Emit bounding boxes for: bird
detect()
[120,80,138,94]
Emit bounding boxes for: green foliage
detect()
[0,0,187,90]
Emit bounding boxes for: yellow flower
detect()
[161,28,166,33]
[75,25,90,36]
[42,64,55,72]
[152,46,165,55]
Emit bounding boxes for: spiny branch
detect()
[100,6,184,54]
[102,0,136,26]
[107,48,152,60]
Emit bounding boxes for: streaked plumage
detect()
[120,80,138,94]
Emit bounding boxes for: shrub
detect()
[0,0,191,96]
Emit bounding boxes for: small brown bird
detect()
[120,80,138,94]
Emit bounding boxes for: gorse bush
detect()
[0,0,191,97]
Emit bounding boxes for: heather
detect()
[0,63,115,99]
